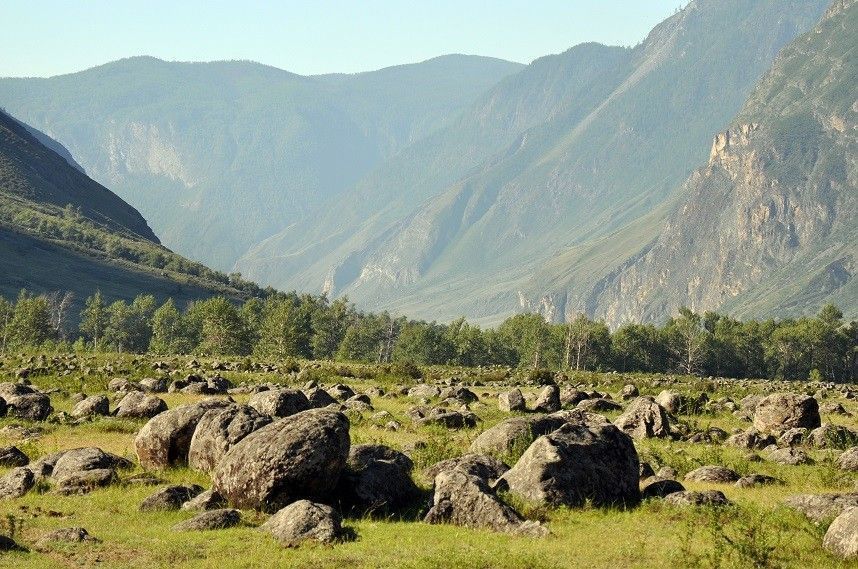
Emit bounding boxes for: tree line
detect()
[0,289,855,381]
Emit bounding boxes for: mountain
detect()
[0,109,252,309]
[236,0,831,324]
[0,55,523,270]
[578,0,857,326]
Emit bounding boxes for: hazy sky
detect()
[1,0,686,78]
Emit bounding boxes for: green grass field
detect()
[0,353,855,568]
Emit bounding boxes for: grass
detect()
[0,352,856,568]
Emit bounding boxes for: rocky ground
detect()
[0,353,856,568]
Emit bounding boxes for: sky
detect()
[1,0,686,78]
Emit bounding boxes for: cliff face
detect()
[584,0,857,326]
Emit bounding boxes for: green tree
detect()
[197,297,247,355]
[150,299,193,354]
[80,291,108,351]
[666,307,709,375]
[255,297,302,359]
[7,290,53,348]
[311,297,352,360]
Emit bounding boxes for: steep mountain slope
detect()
[0,56,522,269]
[0,110,251,309]
[237,0,830,324]
[580,0,857,326]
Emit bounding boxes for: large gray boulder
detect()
[655,390,683,414]
[0,383,52,421]
[836,447,858,472]
[134,400,232,469]
[498,389,526,412]
[613,396,671,439]
[423,454,510,485]
[753,393,820,433]
[115,391,168,419]
[424,469,547,536]
[247,389,310,418]
[140,485,203,511]
[213,409,350,512]
[468,414,566,456]
[51,447,132,484]
[499,415,640,508]
[823,507,858,559]
[783,493,858,523]
[188,405,271,474]
[336,444,418,515]
[533,385,561,413]
[664,490,731,507]
[0,446,29,467]
[0,467,34,499]
[71,395,110,418]
[172,509,241,532]
[684,465,740,484]
[261,500,344,546]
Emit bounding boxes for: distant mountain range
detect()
[1,0,853,326]
[0,109,251,311]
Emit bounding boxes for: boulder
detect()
[415,409,476,429]
[684,465,741,484]
[172,509,241,531]
[808,424,858,449]
[783,493,858,523]
[115,391,168,419]
[0,446,29,467]
[247,389,310,418]
[664,490,731,507]
[768,447,813,466]
[753,393,820,433]
[134,400,232,469]
[51,447,132,484]
[440,386,478,404]
[0,467,34,498]
[655,391,683,414]
[498,389,526,412]
[213,409,350,512]
[640,477,685,499]
[70,395,110,418]
[534,385,561,413]
[725,428,775,450]
[55,469,117,495]
[619,384,639,400]
[576,398,622,412]
[182,489,226,511]
[407,384,440,400]
[424,469,547,536]
[423,454,510,484]
[305,388,337,409]
[188,405,271,474]
[500,416,640,508]
[337,444,418,515]
[823,507,858,559]
[139,377,168,393]
[140,485,203,512]
[469,415,565,456]
[836,447,858,472]
[261,500,344,546]
[735,474,780,488]
[613,396,671,439]
[0,383,52,421]
[328,384,357,401]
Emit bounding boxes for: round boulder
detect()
[753,393,820,433]
[261,500,344,546]
[213,409,350,512]
[188,405,271,474]
[247,389,310,418]
[134,400,232,469]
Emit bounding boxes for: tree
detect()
[104,300,133,353]
[7,290,53,348]
[197,297,247,355]
[0,296,12,354]
[255,297,302,359]
[393,321,453,365]
[80,291,108,351]
[612,323,668,372]
[564,314,611,371]
[46,291,74,340]
[311,297,352,360]
[150,299,193,354]
[666,307,708,375]
[498,314,555,369]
